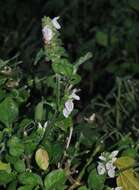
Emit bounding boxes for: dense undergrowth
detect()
[0,0,139,190]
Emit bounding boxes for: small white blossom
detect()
[42,26,53,43]
[97,150,119,178]
[69,89,80,100]
[65,99,74,112]
[97,162,106,175]
[112,187,123,190]
[52,16,61,30]
[63,89,80,118]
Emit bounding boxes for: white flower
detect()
[42,26,53,43]
[109,150,119,162]
[97,162,106,175]
[63,99,74,118]
[97,150,119,178]
[106,160,116,178]
[69,89,80,100]
[52,16,61,30]
[63,89,80,118]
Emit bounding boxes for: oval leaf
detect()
[0,97,18,127]
[35,148,49,170]
[44,169,66,190]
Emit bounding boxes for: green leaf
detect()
[35,148,49,170]
[87,169,105,190]
[52,59,73,77]
[7,181,17,190]
[0,161,11,173]
[7,136,24,157]
[74,52,92,73]
[13,159,26,172]
[128,0,139,11]
[0,171,16,185]
[0,97,18,127]
[115,157,139,190]
[44,169,67,190]
[17,185,34,190]
[34,101,46,122]
[18,172,42,187]
[96,31,108,47]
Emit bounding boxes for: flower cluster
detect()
[63,89,80,118]
[42,16,61,44]
[97,150,119,178]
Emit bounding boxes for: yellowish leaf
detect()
[35,148,49,170]
[115,157,139,190]
[0,161,11,173]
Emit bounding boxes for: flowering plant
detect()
[0,16,139,190]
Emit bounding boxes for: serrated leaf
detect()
[44,169,66,190]
[0,161,11,173]
[115,156,139,190]
[0,97,18,127]
[35,148,49,170]
[74,52,92,73]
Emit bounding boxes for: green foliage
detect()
[0,1,139,189]
[87,169,105,190]
[44,169,67,190]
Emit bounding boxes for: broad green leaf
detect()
[0,171,16,185]
[7,136,24,157]
[0,97,18,127]
[52,59,73,77]
[18,172,42,187]
[128,0,139,11]
[13,159,26,172]
[0,161,11,173]
[44,169,67,190]
[115,157,139,190]
[87,169,105,190]
[35,148,49,170]
[96,31,108,47]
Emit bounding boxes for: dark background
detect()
[0,0,139,100]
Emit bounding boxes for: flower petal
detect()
[70,89,80,100]
[97,162,106,175]
[107,168,115,178]
[115,187,123,190]
[99,155,107,161]
[42,26,53,42]
[63,108,70,118]
[65,99,74,112]
[110,150,119,159]
[52,17,61,29]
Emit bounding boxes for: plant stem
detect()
[68,145,101,190]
